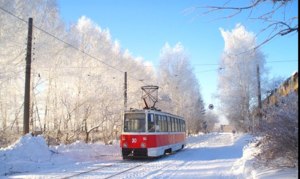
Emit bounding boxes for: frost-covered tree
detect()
[0,0,156,145]
[158,43,205,134]
[0,0,65,144]
[218,24,266,132]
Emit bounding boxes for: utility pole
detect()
[23,18,33,135]
[256,64,262,131]
[124,72,127,111]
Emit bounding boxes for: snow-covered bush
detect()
[256,92,298,167]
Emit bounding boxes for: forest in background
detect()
[0,0,206,146]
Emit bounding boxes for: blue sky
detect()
[57,0,298,108]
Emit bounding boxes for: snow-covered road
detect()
[1,133,297,178]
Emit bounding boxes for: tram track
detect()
[61,145,195,179]
[103,163,145,179]
[114,145,197,178]
[61,155,170,179]
[103,150,185,178]
[61,164,114,179]
[60,160,124,179]
[60,159,152,179]
[107,148,191,179]
[101,158,165,179]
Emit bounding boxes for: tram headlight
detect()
[140,142,146,148]
[123,143,128,148]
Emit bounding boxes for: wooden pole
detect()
[23,18,33,135]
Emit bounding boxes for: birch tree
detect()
[0,0,157,145]
[218,24,266,132]
[158,43,205,134]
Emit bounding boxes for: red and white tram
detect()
[120,108,186,159]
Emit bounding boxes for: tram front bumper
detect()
[122,148,148,157]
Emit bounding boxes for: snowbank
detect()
[50,140,121,161]
[0,134,121,176]
[231,136,298,178]
[0,133,297,178]
[0,134,54,176]
[1,134,52,162]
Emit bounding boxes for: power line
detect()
[266,60,298,63]
[0,6,28,23]
[26,59,297,71]
[0,6,147,86]
[1,6,297,83]
[192,60,298,74]
[192,60,297,66]
[194,69,220,73]
[193,63,219,66]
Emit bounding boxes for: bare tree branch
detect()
[204,0,262,11]
[192,0,298,51]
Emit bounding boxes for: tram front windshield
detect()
[124,113,145,132]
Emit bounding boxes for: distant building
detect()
[263,71,298,106]
[251,71,298,123]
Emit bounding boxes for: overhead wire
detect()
[2,5,295,78]
[0,6,155,111]
[0,6,148,86]
[193,60,298,73]
[1,6,297,92]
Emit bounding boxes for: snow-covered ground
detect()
[0,133,297,178]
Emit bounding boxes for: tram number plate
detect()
[132,138,137,143]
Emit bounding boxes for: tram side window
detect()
[155,114,160,132]
[148,114,155,132]
[179,119,182,132]
[160,116,165,132]
[167,117,170,132]
[180,120,183,132]
[171,118,175,132]
[169,117,172,132]
[159,115,163,132]
[162,116,167,132]
[172,118,174,132]
[158,115,162,132]
[174,118,176,132]
[175,118,178,132]
[161,116,165,132]
[166,116,169,132]
[181,120,184,132]
[155,115,160,132]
